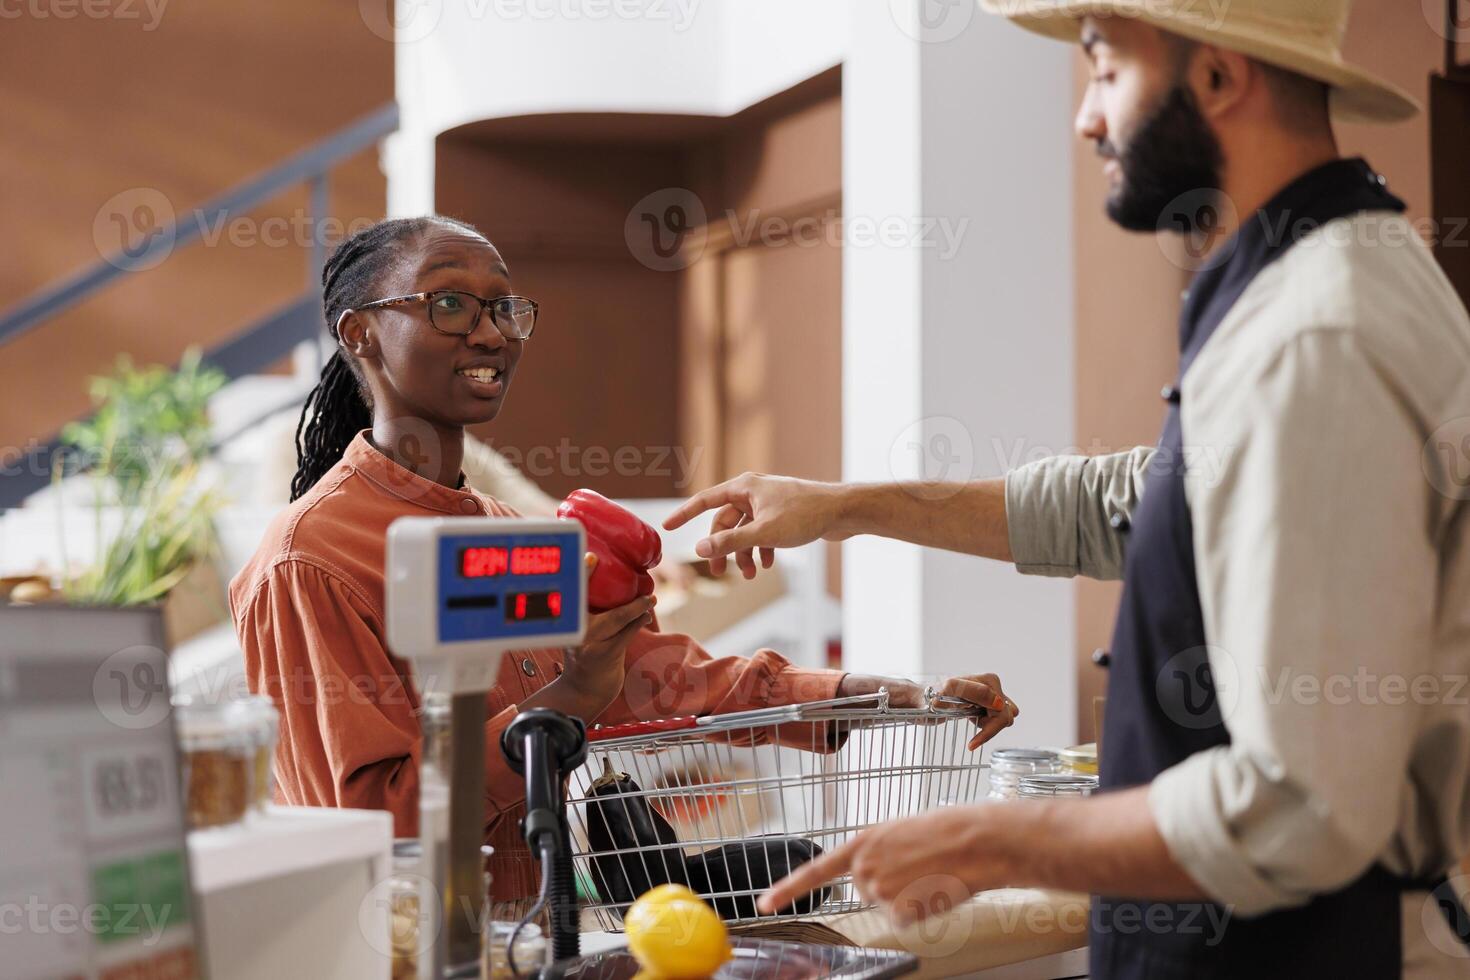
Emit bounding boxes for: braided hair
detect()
[290,215,486,502]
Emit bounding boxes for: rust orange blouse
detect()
[227,432,843,901]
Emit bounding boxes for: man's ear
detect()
[335,310,379,359]
[1187,45,1253,120]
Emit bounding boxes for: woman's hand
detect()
[838,672,1019,750]
[524,555,654,721]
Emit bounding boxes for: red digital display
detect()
[507,590,562,623]
[459,545,562,579]
[460,546,508,578]
[511,546,562,576]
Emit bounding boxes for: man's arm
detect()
[663,450,1154,582]
[758,788,1206,920]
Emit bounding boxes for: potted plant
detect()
[41,348,230,646]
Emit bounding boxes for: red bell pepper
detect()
[558,489,663,611]
[582,532,643,610]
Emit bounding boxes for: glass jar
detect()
[390,840,424,980]
[174,695,253,830]
[987,748,1060,800]
[243,694,279,814]
[483,920,546,980]
[1058,743,1098,776]
[1017,773,1099,799]
[421,692,451,778]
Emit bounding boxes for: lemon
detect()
[625,891,732,979]
[637,884,703,907]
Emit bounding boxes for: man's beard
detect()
[1102,85,1224,234]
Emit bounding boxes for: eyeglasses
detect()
[354,290,539,341]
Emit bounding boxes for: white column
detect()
[842,1,1077,745]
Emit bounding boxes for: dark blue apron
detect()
[1090,159,1467,978]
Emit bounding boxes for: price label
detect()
[82,744,180,842]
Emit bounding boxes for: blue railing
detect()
[0,103,399,508]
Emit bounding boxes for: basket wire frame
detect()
[566,692,988,931]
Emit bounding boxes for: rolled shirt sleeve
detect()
[1149,328,1436,916]
[1005,447,1156,580]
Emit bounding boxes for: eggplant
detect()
[685,836,831,921]
[584,761,690,908]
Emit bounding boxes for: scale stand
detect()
[386,517,588,979]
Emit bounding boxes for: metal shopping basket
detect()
[566,690,989,931]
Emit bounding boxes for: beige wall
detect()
[1071,0,1451,739]
[435,76,844,592]
[0,1,392,454]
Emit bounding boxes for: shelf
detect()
[187,805,392,894]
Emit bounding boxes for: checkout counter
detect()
[1,515,1087,980]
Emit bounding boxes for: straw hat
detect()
[977,0,1419,123]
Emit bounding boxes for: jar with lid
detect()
[1017,773,1099,799]
[242,694,279,814]
[389,840,426,980]
[987,748,1060,800]
[483,920,546,980]
[173,695,254,830]
[1058,743,1098,776]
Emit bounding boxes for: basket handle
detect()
[585,715,699,742]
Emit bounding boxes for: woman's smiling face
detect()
[344,224,526,429]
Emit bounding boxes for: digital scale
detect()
[386,517,592,979]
